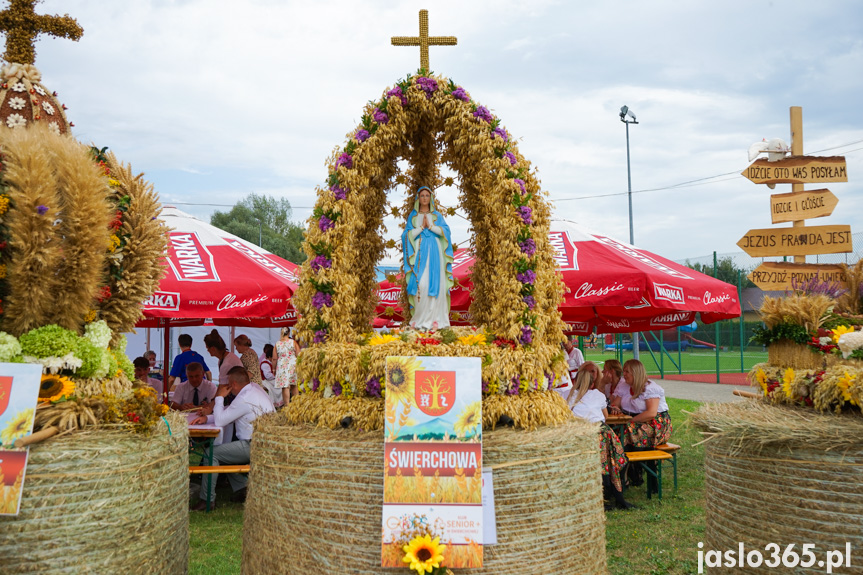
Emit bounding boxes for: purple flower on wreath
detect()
[310,255,332,272]
[332,381,343,396]
[517,205,533,225]
[313,330,328,344]
[481,379,490,393]
[312,291,334,309]
[416,77,438,98]
[355,129,370,143]
[523,295,536,310]
[507,376,521,395]
[373,107,389,124]
[319,215,335,232]
[336,153,353,170]
[311,377,321,392]
[366,376,382,398]
[331,185,347,200]
[519,325,533,345]
[473,105,493,123]
[504,151,517,166]
[513,178,526,194]
[493,127,508,141]
[517,269,536,285]
[519,238,536,258]
[451,87,469,102]
[37,204,48,215]
[386,86,408,106]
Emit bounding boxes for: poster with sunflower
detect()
[0,363,43,516]
[382,356,483,569]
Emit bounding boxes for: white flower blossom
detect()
[837,331,863,359]
[41,101,54,115]
[0,332,22,362]
[84,320,112,349]
[6,113,26,128]
[8,96,25,110]
[33,84,45,96]
[819,336,834,346]
[48,122,60,135]
[10,82,25,92]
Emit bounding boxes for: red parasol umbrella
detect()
[374,219,740,333]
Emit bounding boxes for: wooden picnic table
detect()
[605,414,632,426]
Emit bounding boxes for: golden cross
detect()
[391,9,456,72]
[0,0,83,65]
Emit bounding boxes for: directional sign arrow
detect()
[748,262,848,292]
[742,155,847,185]
[737,224,853,257]
[770,188,839,224]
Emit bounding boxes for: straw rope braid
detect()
[0,413,189,574]
[692,401,863,574]
[242,416,606,574]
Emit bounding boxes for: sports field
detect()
[582,348,768,378]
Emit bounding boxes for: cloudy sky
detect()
[30,0,863,264]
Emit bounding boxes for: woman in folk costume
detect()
[401,186,454,330]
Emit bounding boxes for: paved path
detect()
[655,378,751,404]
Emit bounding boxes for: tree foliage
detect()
[210,193,306,264]
[684,256,755,288]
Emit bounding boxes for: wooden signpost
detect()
[748,262,848,292]
[741,156,847,185]
[770,188,838,224]
[737,224,852,258]
[738,106,852,275]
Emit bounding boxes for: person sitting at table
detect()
[567,367,634,511]
[598,359,624,401]
[168,334,212,388]
[170,362,217,411]
[190,365,274,510]
[133,356,164,400]
[609,359,672,488]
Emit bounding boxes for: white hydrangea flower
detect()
[0,332,22,362]
[8,96,25,110]
[6,113,26,128]
[819,336,834,346]
[41,101,54,115]
[10,82,25,92]
[84,319,112,349]
[33,84,45,96]
[837,331,863,359]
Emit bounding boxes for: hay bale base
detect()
[0,413,190,574]
[242,413,606,574]
[692,401,863,574]
[767,339,824,370]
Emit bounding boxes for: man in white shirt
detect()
[190,365,274,510]
[170,363,217,411]
[564,338,585,371]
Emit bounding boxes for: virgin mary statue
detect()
[401,186,454,330]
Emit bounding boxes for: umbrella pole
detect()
[162,320,171,404]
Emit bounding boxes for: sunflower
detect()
[38,374,75,403]
[402,534,446,575]
[453,401,481,438]
[386,356,421,406]
[755,369,768,395]
[837,371,857,405]
[831,325,855,343]
[370,333,400,346]
[1,407,34,447]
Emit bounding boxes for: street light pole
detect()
[620,105,640,359]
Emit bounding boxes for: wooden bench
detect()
[189,465,250,475]
[655,443,680,491]
[625,450,672,499]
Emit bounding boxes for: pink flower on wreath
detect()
[493,127,508,141]
[312,292,333,309]
[331,186,347,200]
[451,87,469,102]
[313,330,328,344]
[310,255,332,271]
[319,215,335,232]
[473,106,493,123]
[513,178,526,194]
[355,129,370,142]
[504,151,517,166]
[416,77,438,98]
[386,86,408,106]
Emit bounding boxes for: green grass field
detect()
[583,348,768,376]
[188,397,706,575]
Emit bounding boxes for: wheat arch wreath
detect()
[292,73,569,423]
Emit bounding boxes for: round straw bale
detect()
[691,401,863,573]
[242,413,606,574]
[767,340,824,370]
[0,412,189,574]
